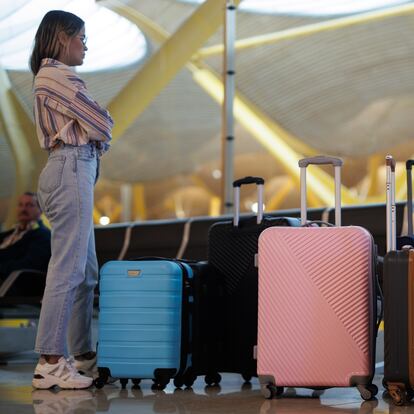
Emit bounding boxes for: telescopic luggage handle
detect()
[233,176,264,227]
[233,177,264,187]
[386,155,396,252]
[298,155,343,168]
[298,156,343,226]
[406,160,414,237]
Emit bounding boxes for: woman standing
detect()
[30,10,113,389]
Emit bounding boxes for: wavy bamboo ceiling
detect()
[2,0,414,187]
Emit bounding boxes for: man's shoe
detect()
[32,357,93,389]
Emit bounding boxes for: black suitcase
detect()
[173,260,224,387]
[384,157,414,405]
[207,176,301,381]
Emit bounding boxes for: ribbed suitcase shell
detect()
[171,261,223,387]
[98,260,190,379]
[257,226,375,389]
[383,250,414,397]
[187,261,223,383]
[208,216,300,378]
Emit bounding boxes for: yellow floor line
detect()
[0,319,31,328]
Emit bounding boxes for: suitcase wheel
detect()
[183,372,197,388]
[205,373,221,386]
[388,384,407,406]
[242,373,252,383]
[152,375,170,391]
[174,369,197,388]
[173,376,184,388]
[94,367,111,389]
[132,379,141,387]
[358,384,378,401]
[151,381,168,391]
[262,384,284,399]
[311,389,325,398]
[94,376,106,389]
[120,378,129,389]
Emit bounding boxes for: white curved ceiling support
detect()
[104,0,242,139]
[180,0,413,16]
[198,2,414,58]
[0,0,147,72]
[102,0,357,205]
[100,0,316,158]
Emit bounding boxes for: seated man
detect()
[0,192,51,284]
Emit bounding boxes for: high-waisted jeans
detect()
[35,143,100,356]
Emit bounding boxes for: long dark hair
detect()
[30,10,84,75]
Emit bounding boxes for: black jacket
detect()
[0,220,51,277]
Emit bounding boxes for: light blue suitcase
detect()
[95,259,192,389]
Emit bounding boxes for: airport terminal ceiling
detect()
[1,0,414,223]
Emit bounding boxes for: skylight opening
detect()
[0,0,147,72]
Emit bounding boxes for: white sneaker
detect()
[32,357,93,389]
[32,389,95,414]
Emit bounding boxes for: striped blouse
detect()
[33,58,113,153]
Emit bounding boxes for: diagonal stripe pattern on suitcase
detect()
[282,227,372,354]
[258,226,373,386]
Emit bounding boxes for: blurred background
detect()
[1,0,414,227]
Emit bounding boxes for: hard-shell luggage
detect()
[207,176,301,381]
[383,156,414,405]
[257,156,379,400]
[95,259,192,389]
[173,260,224,388]
[397,160,414,250]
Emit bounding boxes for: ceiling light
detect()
[99,216,110,225]
[212,169,222,179]
[251,202,265,214]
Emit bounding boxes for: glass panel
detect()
[0,0,146,71]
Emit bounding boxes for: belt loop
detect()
[72,153,77,173]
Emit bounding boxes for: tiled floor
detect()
[0,361,410,414]
[0,365,394,414]
[0,314,410,414]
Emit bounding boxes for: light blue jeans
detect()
[35,143,100,356]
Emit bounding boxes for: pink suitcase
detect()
[257,156,378,400]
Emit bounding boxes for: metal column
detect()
[221,0,236,214]
[121,183,132,223]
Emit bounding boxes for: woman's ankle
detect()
[42,354,62,364]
